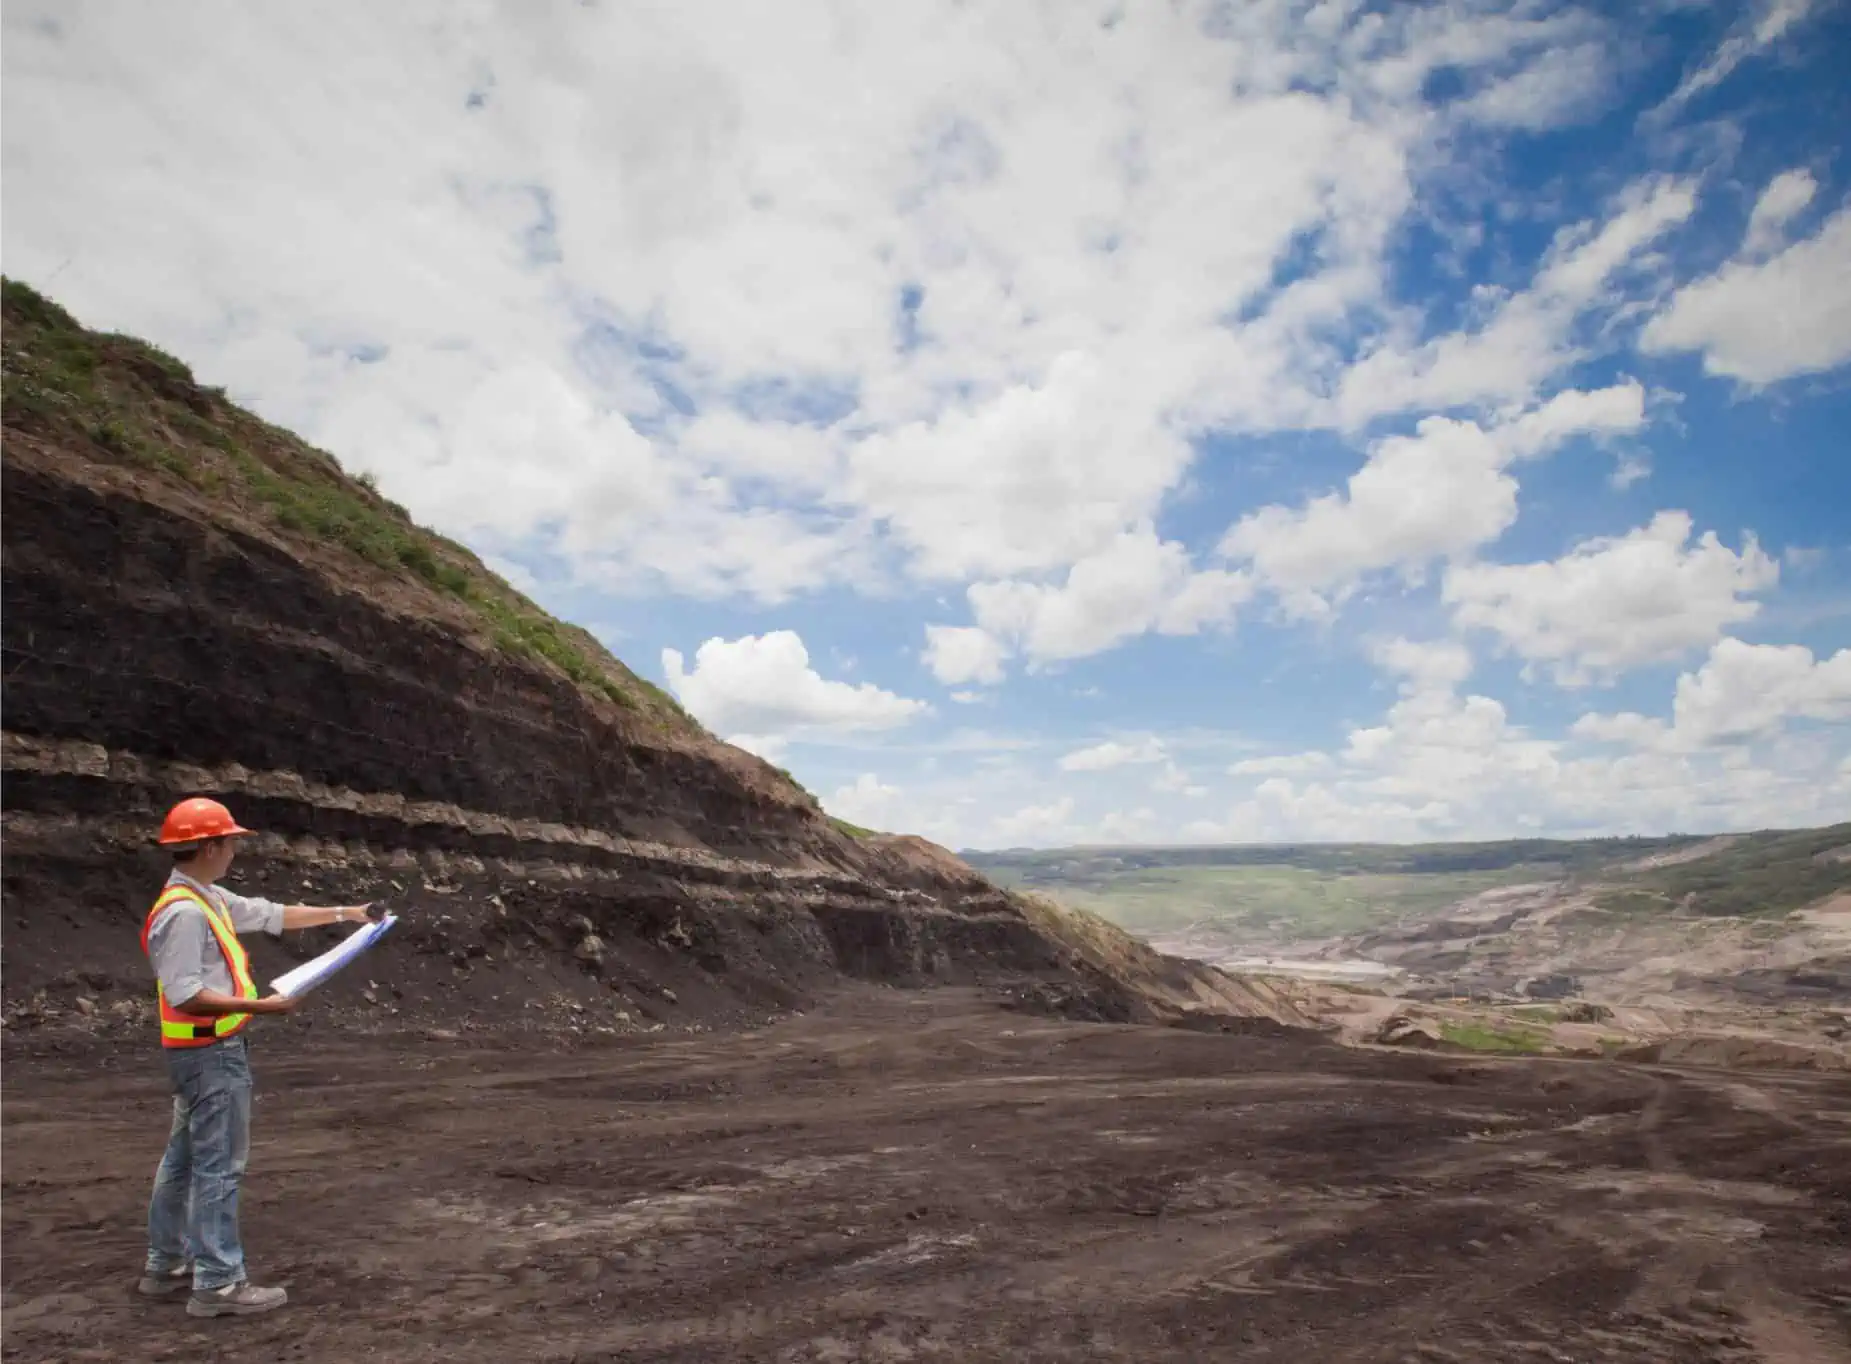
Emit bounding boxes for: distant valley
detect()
[966,825,1851,1066]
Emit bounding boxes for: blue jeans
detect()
[144,1036,253,1290]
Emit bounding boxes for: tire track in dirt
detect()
[4,991,1848,1363]
[1623,1068,1851,1364]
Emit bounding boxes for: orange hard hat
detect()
[157,797,254,845]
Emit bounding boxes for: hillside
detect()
[0,280,1286,1040]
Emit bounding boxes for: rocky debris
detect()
[1722,956,1851,1002]
[1521,973,1582,1001]
[1618,1033,1851,1073]
[1557,1000,1613,1023]
[997,979,1134,1024]
[573,933,605,967]
[1372,1014,1445,1048]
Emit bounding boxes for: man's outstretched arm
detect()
[216,889,381,935]
[279,903,378,931]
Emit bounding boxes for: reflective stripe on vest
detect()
[140,885,259,1047]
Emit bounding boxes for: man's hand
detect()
[252,993,299,1015]
[283,903,385,931]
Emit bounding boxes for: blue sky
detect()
[5,0,1849,848]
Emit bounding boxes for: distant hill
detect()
[964,834,1708,879]
[963,825,1851,941]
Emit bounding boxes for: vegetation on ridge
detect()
[1590,822,1851,919]
[1,277,696,733]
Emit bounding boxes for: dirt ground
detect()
[4,988,1849,1363]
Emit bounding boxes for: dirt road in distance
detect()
[4,988,1848,1363]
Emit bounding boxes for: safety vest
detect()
[140,884,259,1047]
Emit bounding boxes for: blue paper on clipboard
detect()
[270,913,398,998]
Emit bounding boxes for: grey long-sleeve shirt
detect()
[144,870,286,1008]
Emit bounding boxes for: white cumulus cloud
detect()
[1221,384,1646,614]
[1333,181,1693,426]
[1230,752,1334,777]
[827,773,905,831]
[1651,0,1820,118]
[0,0,1697,624]
[1059,737,1168,773]
[1193,633,1849,842]
[922,625,1008,687]
[1641,203,1851,385]
[1443,511,1779,683]
[990,797,1078,845]
[1742,169,1819,258]
[968,527,1251,668]
[1577,639,1851,750]
[1371,637,1476,691]
[663,631,930,748]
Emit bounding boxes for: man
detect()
[136,795,382,1319]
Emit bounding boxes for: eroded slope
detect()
[0,281,1267,1039]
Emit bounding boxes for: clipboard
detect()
[270,913,399,998]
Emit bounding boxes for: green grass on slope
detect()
[1,277,695,732]
[981,863,1556,940]
[1594,822,1851,918]
[1439,1021,1551,1055]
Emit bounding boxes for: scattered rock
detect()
[425,1029,462,1042]
[998,980,1129,1023]
[661,987,678,1004]
[1374,1014,1444,1048]
[574,933,605,966]
[1558,1000,1613,1024]
[1522,973,1582,1001]
[73,996,97,1017]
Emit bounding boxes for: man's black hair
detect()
[169,837,223,867]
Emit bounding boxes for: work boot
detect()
[185,1281,288,1318]
[136,1263,193,1298]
